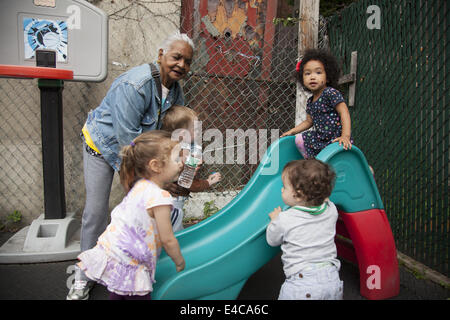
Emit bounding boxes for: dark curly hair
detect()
[296,48,341,90]
[282,159,336,206]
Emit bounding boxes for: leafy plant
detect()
[0,210,22,231]
[273,17,300,27]
[203,200,219,219]
[182,200,220,227]
[182,216,201,226]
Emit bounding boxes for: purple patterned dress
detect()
[301,87,352,158]
[77,179,173,296]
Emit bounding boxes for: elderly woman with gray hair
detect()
[67,32,195,300]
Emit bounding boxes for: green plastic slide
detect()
[152,136,380,299]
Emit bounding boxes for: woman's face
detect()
[159,40,193,88]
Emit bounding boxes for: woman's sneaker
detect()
[66,280,95,300]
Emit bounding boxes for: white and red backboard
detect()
[0,0,108,82]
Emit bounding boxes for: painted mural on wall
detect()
[181,0,282,133]
[180,0,285,186]
[192,0,275,78]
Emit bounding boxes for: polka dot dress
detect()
[302,87,352,158]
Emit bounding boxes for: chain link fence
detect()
[0,0,447,280]
[182,8,330,219]
[327,0,448,277]
[0,0,303,226]
[0,0,183,226]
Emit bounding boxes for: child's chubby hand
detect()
[269,206,282,221]
[207,172,222,186]
[280,130,293,138]
[332,135,352,150]
[176,258,185,272]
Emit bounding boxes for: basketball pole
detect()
[38,77,67,220]
[36,49,67,220]
[0,52,80,263]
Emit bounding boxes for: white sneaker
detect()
[66,280,95,300]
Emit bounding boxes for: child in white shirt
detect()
[266,159,343,300]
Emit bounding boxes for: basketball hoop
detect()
[0,0,107,264]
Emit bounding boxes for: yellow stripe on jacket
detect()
[82,123,101,154]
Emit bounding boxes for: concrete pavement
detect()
[0,231,448,300]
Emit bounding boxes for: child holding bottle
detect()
[266,159,343,300]
[76,130,185,300]
[162,105,222,231]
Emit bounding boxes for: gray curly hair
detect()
[159,31,195,54]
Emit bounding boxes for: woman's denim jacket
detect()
[85,63,184,171]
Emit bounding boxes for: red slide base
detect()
[336,209,400,300]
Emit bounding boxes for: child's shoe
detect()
[66,280,95,300]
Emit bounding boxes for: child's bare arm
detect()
[280,114,313,137]
[333,102,352,149]
[266,207,284,247]
[151,205,185,272]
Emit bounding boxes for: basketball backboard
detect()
[0,0,108,82]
